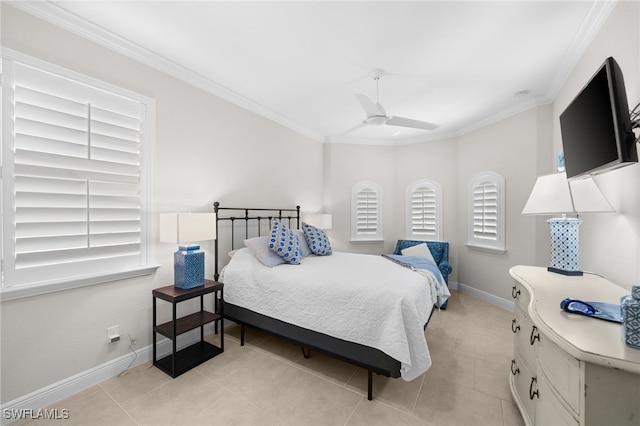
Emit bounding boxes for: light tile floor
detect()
[11,290,525,426]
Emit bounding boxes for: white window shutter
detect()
[2,50,156,296]
[351,181,383,241]
[406,180,442,240]
[468,172,505,253]
[473,182,498,240]
[356,188,378,234]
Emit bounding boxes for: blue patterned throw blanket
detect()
[382,254,450,307]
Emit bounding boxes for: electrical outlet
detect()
[107,325,120,344]
[131,337,137,346]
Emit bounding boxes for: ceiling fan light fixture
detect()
[366,115,387,126]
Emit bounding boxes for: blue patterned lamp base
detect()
[547,217,583,276]
[174,246,205,289]
[621,286,640,349]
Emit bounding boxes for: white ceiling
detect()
[14,1,615,145]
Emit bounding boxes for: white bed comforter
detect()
[222,248,448,381]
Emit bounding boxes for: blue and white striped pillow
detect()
[269,220,301,264]
[302,222,332,256]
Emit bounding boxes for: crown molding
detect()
[454,95,552,138]
[7,0,324,143]
[545,0,617,101]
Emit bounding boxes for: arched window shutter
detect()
[351,181,383,241]
[468,172,505,253]
[406,180,442,240]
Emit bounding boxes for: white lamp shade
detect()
[304,213,332,229]
[569,178,614,213]
[521,172,614,215]
[160,213,216,243]
[521,172,573,215]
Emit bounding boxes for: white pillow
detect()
[401,243,436,263]
[244,236,285,267]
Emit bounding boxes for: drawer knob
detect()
[530,326,540,345]
[512,285,521,299]
[529,376,539,400]
[511,359,520,375]
[511,319,520,333]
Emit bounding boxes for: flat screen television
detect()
[559,56,637,180]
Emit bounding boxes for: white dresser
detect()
[509,266,640,426]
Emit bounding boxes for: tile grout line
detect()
[98,382,140,425]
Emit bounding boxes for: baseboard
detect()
[455,282,514,312]
[0,325,218,425]
[0,346,148,425]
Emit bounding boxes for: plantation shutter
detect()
[356,188,378,235]
[411,186,437,237]
[467,171,505,253]
[3,57,152,290]
[473,181,499,241]
[351,181,382,241]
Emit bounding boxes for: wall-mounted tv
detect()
[559,56,637,180]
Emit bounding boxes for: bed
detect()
[213,202,450,400]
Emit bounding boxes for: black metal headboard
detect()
[213,201,301,280]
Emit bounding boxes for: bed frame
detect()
[213,202,402,400]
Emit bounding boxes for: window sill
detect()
[466,244,506,255]
[1,265,160,302]
[350,239,384,244]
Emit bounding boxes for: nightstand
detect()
[152,280,224,377]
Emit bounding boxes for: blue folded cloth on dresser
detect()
[560,298,622,323]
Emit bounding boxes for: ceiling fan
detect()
[338,69,439,137]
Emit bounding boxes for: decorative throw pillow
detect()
[293,230,312,257]
[244,236,285,267]
[401,243,435,263]
[269,220,301,264]
[302,222,332,256]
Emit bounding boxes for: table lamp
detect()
[521,172,613,275]
[160,213,216,288]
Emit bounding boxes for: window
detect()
[351,181,382,242]
[1,49,157,300]
[468,172,505,253]
[406,179,442,241]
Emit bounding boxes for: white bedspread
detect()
[222,248,447,381]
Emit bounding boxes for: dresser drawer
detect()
[511,281,531,312]
[538,336,581,415]
[512,348,536,425]
[535,373,579,426]
[513,306,538,368]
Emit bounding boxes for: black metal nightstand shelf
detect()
[152,280,224,377]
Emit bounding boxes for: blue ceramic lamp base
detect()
[547,217,583,276]
[174,245,205,289]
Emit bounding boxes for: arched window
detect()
[406,179,442,241]
[351,181,383,241]
[468,172,506,253]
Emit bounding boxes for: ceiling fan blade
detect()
[386,116,439,131]
[336,122,367,138]
[355,94,386,117]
